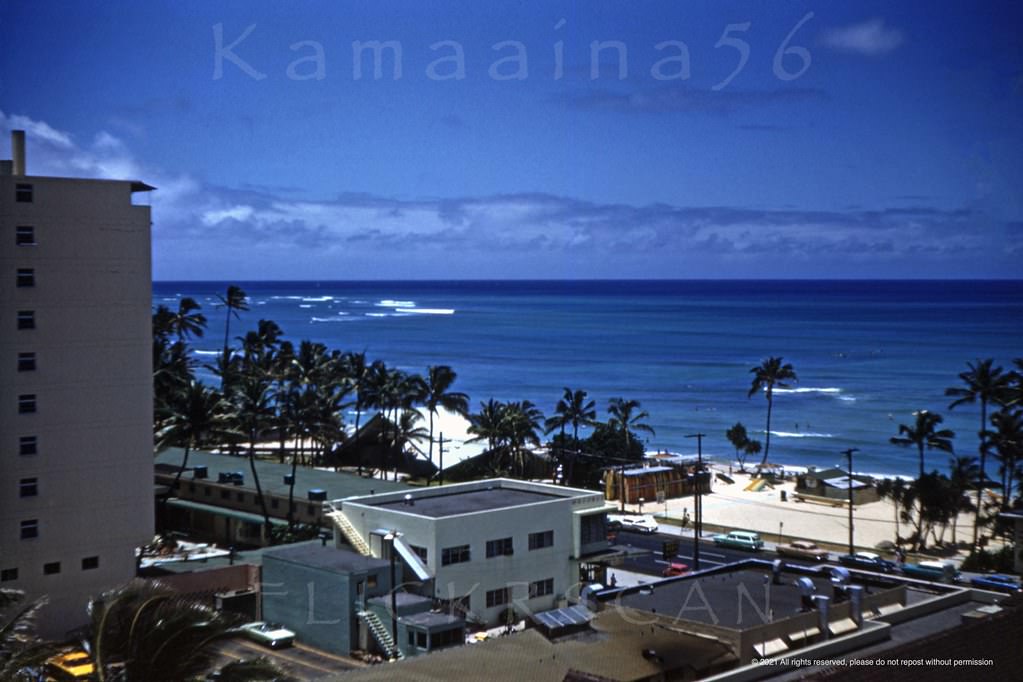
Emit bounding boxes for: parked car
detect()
[240,621,296,649]
[662,561,690,577]
[776,540,829,562]
[607,514,658,534]
[712,530,764,551]
[969,573,1022,593]
[901,560,961,583]
[837,551,899,573]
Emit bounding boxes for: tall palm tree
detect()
[948,455,981,545]
[946,358,1012,548]
[501,400,545,478]
[0,590,63,680]
[987,408,1023,510]
[423,365,470,472]
[554,388,597,485]
[468,399,507,453]
[607,397,655,455]
[889,410,955,478]
[340,351,369,474]
[231,371,275,540]
[747,357,797,467]
[156,381,230,495]
[170,297,207,342]
[216,285,249,389]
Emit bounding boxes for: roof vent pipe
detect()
[814,595,830,640]
[848,585,864,627]
[12,130,25,175]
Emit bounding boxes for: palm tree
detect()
[0,590,63,681]
[231,371,276,540]
[170,297,207,342]
[340,351,369,474]
[948,455,981,545]
[747,357,797,467]
[387,410,430,476]
[468,399,507,453]
[423,365,470,472]
[987,408,1023,510]
[876,477,909,546]
[501,400,545,478]
[216,285,249,389]
[553,388,597,485]
[607,397,655,455]
[889,410,955,478]
[156,381,230,495]
[946,358,1012,548]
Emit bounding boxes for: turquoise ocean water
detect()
[152,280,1022,478]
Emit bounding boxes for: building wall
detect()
[0,172,154,636]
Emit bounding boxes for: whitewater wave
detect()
[376,299,416,308]
[395,307,454,315]
[298,304,313,308]
[302,296,334,302]
[769,431,834,438]
[311,315,354,323]
[773,387,842,395]
[192,350,221,356]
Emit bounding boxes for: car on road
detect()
[837,551,899,573]
[662,561,690,577]
[776,540,829,562]
[607,514,659,534]
[712,530,764,551]
[240,622,296,649]
[969,573,1022,593]
[901,560,960,583]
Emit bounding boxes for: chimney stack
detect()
[12,130,26,175]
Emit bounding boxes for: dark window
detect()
[529,578,554,598]
[20,520,38,539]
[367,575,378,588]
[270,498,279,509]
[188,483,196,493]
[16,183,33,202]
[486,537,513,558]
[0,568,17,582]
[485,587,509,608]
[19,436,37,456]
[528,530,554,550]
[220,489,230,500]
[411,545,428,564]
[204,486,211,496]
[308,504,316,516]
[441,545,471,566]
[19,478,38,497]
[82,556,99,571]
[416,631,427,648]
[17,352,36,372]
[43,562,60,575]
[581,514,608,545]
[16,225,35,246]
[16,269,35,288]
[18,394,37,414]
[17,310,35,330]
[236,491,245,502]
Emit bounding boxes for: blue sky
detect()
[2,1,1021,279]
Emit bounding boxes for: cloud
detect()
[819,19,904,56]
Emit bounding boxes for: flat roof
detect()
[264,542,389,574]
[370,487,564,518]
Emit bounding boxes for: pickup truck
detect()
[901,560,960,583]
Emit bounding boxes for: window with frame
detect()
[19,478,38,497]
[485,587,509,608]
[43,562,60,575]
[19,436,38,456]
[416,631,427,648]
[17,352,36,372]
[18,394,37,414]
[528,530,554,550]
[16,269,35,288]
[485,537,513,558]
[411,545,428,564]
[21,520,39,539]
[82,556,99,571]
[17,310,35,330]
[16,183,33,203]
[529,578,554,598]
[441,544,471,566]
[0,568,17,582]
[16,225,36,246]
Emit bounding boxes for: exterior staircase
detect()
[324,506,371,556]
[357,609,403,660]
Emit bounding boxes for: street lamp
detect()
[383,531,399,655]
[842,449,859,556]
[685,433,706,571]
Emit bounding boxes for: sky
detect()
[2,1,1021,280]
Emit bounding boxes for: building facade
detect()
[0,131,155,636]
[333,478,616,627]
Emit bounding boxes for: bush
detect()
[960,545,1015,573]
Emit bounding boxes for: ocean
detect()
[152,280,1023,478]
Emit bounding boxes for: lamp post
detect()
[384,531,399,655]
[842,449,859,556]
[685,433,706,571]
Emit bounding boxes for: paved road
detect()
[212,638,362,680]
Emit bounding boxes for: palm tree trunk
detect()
[287,453,298,530]
[428,409,435,469]
[248,437,274,542]
[973,400,987,549]
[918,442,925,479]
[354,400,363,476]
[760,389,773,467]
[172,444,191,495]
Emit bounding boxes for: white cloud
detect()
[820,19,904,56]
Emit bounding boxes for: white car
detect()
[240,621,295,649]
[607,514,658,534]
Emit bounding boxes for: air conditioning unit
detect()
[193,465,208,479]
[308,488,327,502]
[284,474,295,485]
[232,471,245,486]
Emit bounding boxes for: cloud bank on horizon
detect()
[2,2,1020,280]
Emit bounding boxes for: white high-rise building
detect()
[0,130,155,636]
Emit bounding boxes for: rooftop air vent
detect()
[193,465,208,480]
[308,489,327,502]
[284,474,295,485]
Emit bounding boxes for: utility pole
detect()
[686,433,706,571]
[843,448,859,556]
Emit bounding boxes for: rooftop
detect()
[369,486,564,518]
[263,541,389,574]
